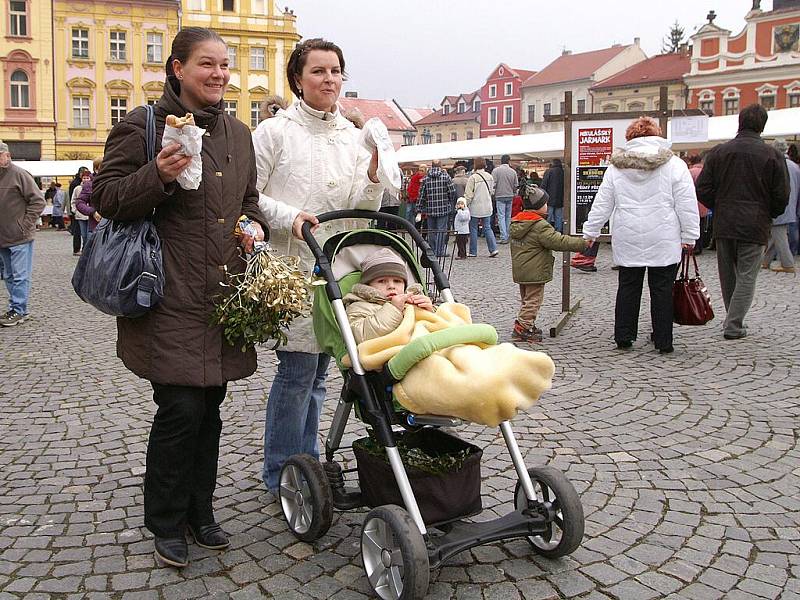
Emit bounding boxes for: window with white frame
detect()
[466,130,474,140]
[789,92,800,108]
[488,107,497,125]
[699,99,714,114]
[110,97,127,126]
[458,100,465,113]
[250,47,265,70]
[72,28,89,59]
[527,104,535,122]
[559,101,565,114]
[504,82,512,96]
[73,96,90,127]
[759,90,776,110]
[450,132,458,141]
[222,0,234,10]
[724,97,739,115]
[227,46,237,68]
[543,103,551,117]
[224,100,237,117]
[443,104,449,115]
[488,84,496,98]
[109,31,127,61]
[9,70,29,108]
[504,105,513,124]
[577,99,586,114]
[9,0,27,37]
[250,101,261,127]
[146,32,163,63]
[473,99,480,112]
[435,133,442,143]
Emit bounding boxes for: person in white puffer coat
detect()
[252,38,382,494]
[582,116,699,355]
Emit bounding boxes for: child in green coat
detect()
[510,186,589,342]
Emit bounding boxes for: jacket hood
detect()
[426,167,447,179]
[160,76,222,131]
[344,282,424,305]
[610,136,673,171]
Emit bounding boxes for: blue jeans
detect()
[405,202,417,223]
[548,206,564,233]
[788,221,799,255]
[78,220,89,247]
[469,216,497,256]
[0,241,34,315]
[262,350,330,492]
[426,213,449,257]
[496,197,513,241]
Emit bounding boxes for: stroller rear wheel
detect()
[514,466,584,558]
[279,454,333,542]
[361,505,429,600]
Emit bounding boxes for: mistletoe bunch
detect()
[212,247,311,351]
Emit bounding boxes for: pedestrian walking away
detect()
[582,117,699,354]
[696,104,790,340]
[493,154,518,243]
[762,139,799,273]
[465,156,498,257]
[418,159,456,257]
[0,141,45,327]
[251,37,381,499]
[91,27,269,569]
[541,158,565,233]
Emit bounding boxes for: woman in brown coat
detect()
[93,27,267,568]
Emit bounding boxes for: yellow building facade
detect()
[0,0,57,159]
[181,0,299,128]
[52,0,180,159]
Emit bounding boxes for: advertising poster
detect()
[569,119,630,234]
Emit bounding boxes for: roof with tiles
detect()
[336,97,415,131]
[523,45,631,87]
[592,53,690,90]
[415,91,482,125]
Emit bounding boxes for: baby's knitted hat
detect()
[361,248,407,284]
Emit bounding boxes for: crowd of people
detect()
[0,25,797,572]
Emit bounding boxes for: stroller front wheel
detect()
[279,454,333,542]
[514,466,584,558]
[361,505,429,600]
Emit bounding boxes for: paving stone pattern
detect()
[1,230,799,599]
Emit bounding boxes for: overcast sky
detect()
[285,0,757,107]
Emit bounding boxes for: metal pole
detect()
[561,90,573,314]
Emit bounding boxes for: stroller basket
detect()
[353,428,482,525]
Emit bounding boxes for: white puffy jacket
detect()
[582,136,700,267]
[253,101,382,352]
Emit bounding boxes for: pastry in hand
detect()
[166,113,195,128]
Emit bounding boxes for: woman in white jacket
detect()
[464,157,498,257]
[252,38,382,494]
[582,117,699,354]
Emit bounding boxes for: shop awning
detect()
[13,160,94,178]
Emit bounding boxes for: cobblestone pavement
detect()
[1,229,799,600]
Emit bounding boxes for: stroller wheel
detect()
[278,454,333,542]
[514,466,584,558]
[361,505,429,600]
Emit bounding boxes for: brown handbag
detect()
[673,250,714,326]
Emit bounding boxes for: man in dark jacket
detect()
[696,104,789,340]
[419,159,456,257]
[541,158,565,232]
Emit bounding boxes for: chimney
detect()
[344,91,358,98]
[679,42,689,56]
[634,37,640,46]
[562,49,571,56]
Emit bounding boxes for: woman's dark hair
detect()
[286,38,346,99]
[688,154,702,166]
[165,27,226,79]
[788,143,800,164]
[738,103,768,133]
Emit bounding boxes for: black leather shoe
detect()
[658,346,674,354]
[154,536,188,568]
[188,522,230,550]
[616,340,633,349]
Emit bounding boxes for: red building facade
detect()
[479,63,535,138]
[685,2,800,115]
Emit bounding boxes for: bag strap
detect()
[144,104,156,162]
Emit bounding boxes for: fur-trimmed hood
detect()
[610,136,673,171]
[344,282,424,306]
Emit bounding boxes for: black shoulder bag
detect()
[71,105,165,318]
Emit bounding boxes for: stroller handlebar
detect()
[300,210,450,296]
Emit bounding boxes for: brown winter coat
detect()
[92,79,267,387]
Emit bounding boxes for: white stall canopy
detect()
[396,107,800,164]
[12,160,94,178]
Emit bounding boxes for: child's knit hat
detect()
[361,248,407,284]
[523,185,550,210]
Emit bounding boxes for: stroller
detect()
[277,210,584,600]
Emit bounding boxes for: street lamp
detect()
[403,130,415,146]
[421,128,432,145]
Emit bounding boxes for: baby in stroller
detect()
[342,246,555,427]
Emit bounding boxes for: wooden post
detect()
[658,86,669,135]
[561,91,573,314]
